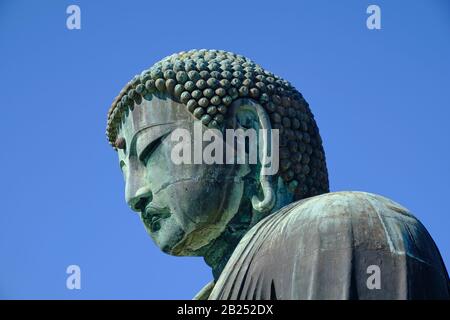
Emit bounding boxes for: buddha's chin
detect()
[159,229,205,257]
[143,215,221,256]
[143,216,187,255]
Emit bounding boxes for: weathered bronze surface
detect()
[106,49,450,299]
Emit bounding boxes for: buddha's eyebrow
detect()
[130,122,177,149]
[130,118,194,155]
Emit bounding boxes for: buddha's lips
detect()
[142,204,171,232]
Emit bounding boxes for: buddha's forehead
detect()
[119,95,193,144]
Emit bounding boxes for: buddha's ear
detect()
[226,98,277,214]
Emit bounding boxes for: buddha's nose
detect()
[125,164,153,212]
[127,185,153,212]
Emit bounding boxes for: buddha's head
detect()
[106,49,328,258]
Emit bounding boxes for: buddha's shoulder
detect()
[242,191,425,254]
[280,190,417,226]
[211,192,449,299]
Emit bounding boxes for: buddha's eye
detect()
[119,160,127,180]
[119,160,126,170]
[139,135,166,163]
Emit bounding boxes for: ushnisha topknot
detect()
[106,49,329,199]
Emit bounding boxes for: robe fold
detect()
[203,191,449,300]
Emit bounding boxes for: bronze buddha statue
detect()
[106,49,449,299]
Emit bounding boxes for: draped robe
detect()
[195,192,450,300]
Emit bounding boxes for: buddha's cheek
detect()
[145,214,186,255]
[152,177,240,256]
[140,179,224,255]
[165,179,228,232]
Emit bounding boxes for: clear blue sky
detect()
[0,0,449,299]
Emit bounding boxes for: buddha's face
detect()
[116,95,246,255]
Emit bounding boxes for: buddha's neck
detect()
[203,201,254,281]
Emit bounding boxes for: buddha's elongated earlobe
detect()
[251,176,276,213]
[228,99,277,214]
[250,102,276,213]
